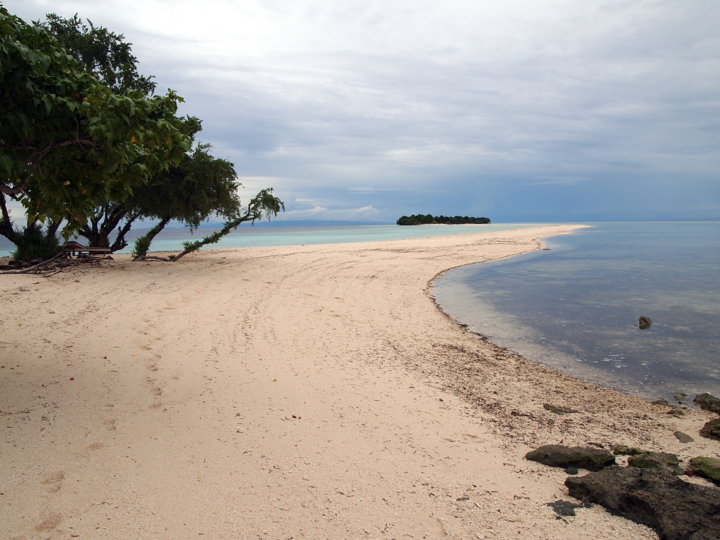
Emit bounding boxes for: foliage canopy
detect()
[37,13,156,95]
[0,7,190,238]
[0,8,283,260]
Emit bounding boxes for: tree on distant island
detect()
[0,8,283,262]
[396,214,491,225]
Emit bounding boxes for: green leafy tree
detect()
[10,222,62,261]
[34,13,283,256]
[1,8,283,260]
[75,116,203,251]
[38,13,155,95]
[0,7,190,244]
[131,143,243,259]
[169,188,284,262]
[32,12,189,249]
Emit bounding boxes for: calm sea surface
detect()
[0,222,539,257]
[433,221,720,402]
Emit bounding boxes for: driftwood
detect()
[0,250,112,275]
[138,255,171,262]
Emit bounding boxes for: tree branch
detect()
[0,184,24,197]
[0,194,21,245]
[10,138,97,153]
[132,216,170,260]
[170,188,284,262]
[110,212,138,252]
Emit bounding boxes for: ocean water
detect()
[0,221,540,257]
[117,222,543,252]
[433,221,720,402]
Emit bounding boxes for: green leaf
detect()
[40,94,52,115]
[0,154,14,177]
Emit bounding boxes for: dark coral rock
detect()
[673,431,694,443]
[546,499,584,517]
[694,393,720,414]
[628,452,682,475]
[613,445,647,456]
[652,399,671,407]
[700,419,720,441]
[688,457,720,486]
[566,467,720,540]
[638,316,653,329]
[525,445,615,471]
[543,403,579,415]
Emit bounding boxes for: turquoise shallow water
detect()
[433,221,720,402]
[117,222,541,252]
[0,221,540,257]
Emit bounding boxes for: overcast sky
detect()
[6,0,720,222]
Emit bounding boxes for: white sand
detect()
[1,225,717,539]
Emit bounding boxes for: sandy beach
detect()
[1,224,717,539]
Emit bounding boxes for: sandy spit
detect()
[1,224,717,539]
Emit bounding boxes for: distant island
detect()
[396,214,491,225]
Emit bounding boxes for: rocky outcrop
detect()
[694,393,720,414]
[700,418,720,441]
[546,500,584,517]
[613,445,647,456]
[566,467,720,540]
[673,431,694,443]
[543,403,578,415]
[638,316,653,329]
[525,445,615,471]
[688,457,720,486]
[614,446,683,474]
[628,451,682,475]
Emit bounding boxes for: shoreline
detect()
[1,225,717,538]
[0,221,544,259]
[430,222,720,405]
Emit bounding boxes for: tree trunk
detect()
[171,216,245,261]
[46,219,62,238]
[171,188,283,261]
[110,213,139,252]
[132,217,170,260]
[0,194,22,245]
[78,204,128,249]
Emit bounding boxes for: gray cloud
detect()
[6,0,720,221]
